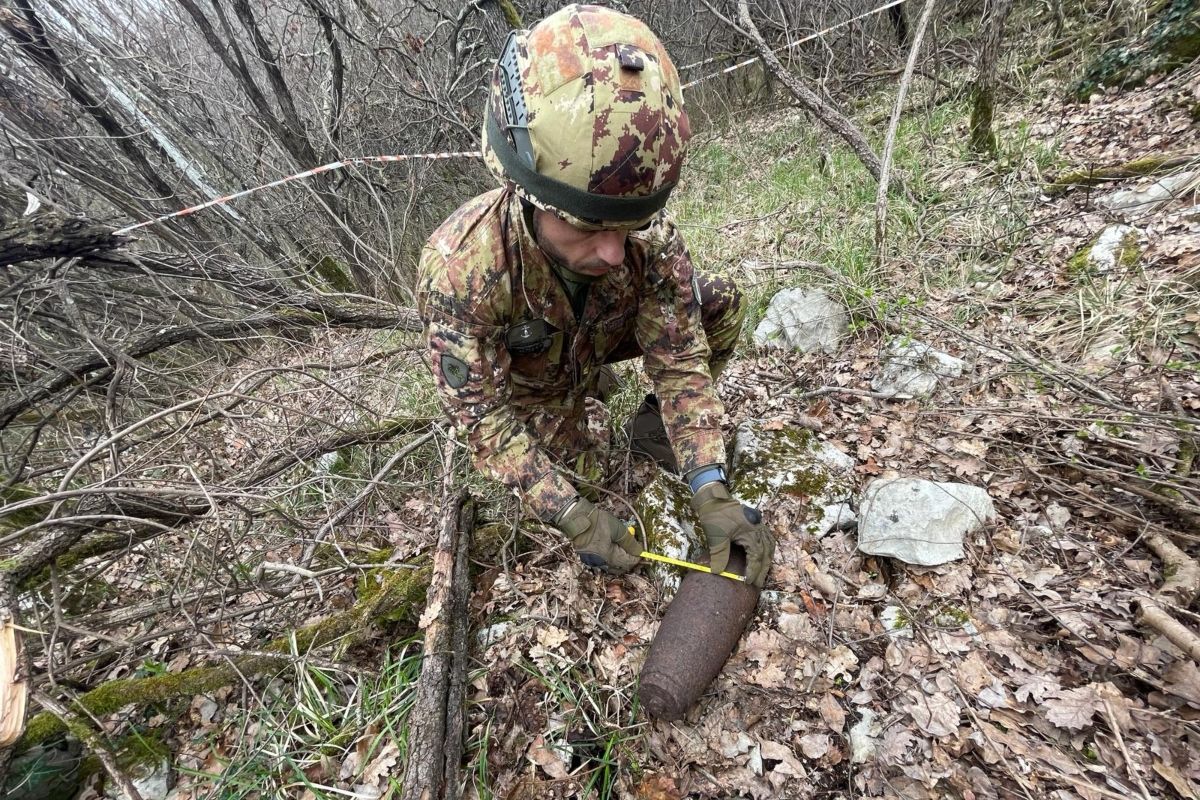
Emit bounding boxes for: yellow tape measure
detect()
[628,527,747,582]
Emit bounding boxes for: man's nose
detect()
[593,230,627,267]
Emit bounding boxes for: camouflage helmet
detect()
[482,4,690,230]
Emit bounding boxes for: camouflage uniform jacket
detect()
[417,188,726,521]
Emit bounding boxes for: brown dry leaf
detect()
[818,693,846,732]
[877,726,918,765]
[1044,685,1105,731]
[751,663,788,689]
[635,773,682,800]
[798,733,830,760]
[823,645,858,681]
[1014,673,1060,703]
[904,691,960,737]
[742,629,785,666]
[527,735,571,780]
[1163,659,1200,706]
[535,625,569,651]
[761,740,806,776]
[778,611,815,641]
[1151,760,1200,799]
[360,739,399,786]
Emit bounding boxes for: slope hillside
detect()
[1,3,1197,799]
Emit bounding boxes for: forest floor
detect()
[66,23,1200,800]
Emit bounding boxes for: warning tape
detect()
[680,0,910,90]
[112,0,909,235]
[113,151,481,235]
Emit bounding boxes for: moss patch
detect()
[312,255,355,293]
[1075,0,1200,98]
[1,483,45,531]
[729,424,840,506]
[633,471,704,596]
[1066,227,1141,279]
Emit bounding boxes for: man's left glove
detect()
[691,482,775,588]
[555,497,642,574]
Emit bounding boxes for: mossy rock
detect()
[632,471,704,598]
[1075,0,1200,98]
[1066,225,1141,279]
[3,739,88,800]
[728,421,857,536]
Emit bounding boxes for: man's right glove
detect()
[555,497,642,574]
[691,482,775,588]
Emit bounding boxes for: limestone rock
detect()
[633,471,704,598]
[105,756,171,800]
[857,477,996,566]
[1100,171,1198,214]
[1068,224,1141,278]
[729,421,856,536]
[1085,224,1140,273]
[871,340,967,399]
[753,288,848,354]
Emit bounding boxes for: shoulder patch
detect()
[440,354,470,389]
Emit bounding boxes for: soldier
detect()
[417,4,774,587]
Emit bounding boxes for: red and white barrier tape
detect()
[679,0,910,89]
[113,151,481,235]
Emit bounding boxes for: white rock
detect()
[1100,171,1197,214]
[813,501,856,536]
[871,340,966,399]
[106,757,171,800]
[1083,224,1139,273]
[753,288,848,354]
[857,477,996,566]
[880,605,913,638]
[633,471,704,598]
[476,621,515,648]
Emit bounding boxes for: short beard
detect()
[531,212,608,274]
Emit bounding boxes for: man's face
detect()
[532,209,629,277]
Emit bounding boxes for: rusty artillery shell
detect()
[639,546,761,721]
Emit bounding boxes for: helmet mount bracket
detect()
[498,31,535,170]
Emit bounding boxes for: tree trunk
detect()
[968,0,1015,156]
[734,0,894,191]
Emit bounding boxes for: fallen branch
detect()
[401,472,474,800]
[1135,531,1200,662]
[1043,153,1198,196]
[0,212,126,268]
[0,297,419,430]
[12,517,508,751]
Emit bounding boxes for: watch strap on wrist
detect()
[553,496,586,527]
[686,464,727,493]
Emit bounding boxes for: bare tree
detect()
[968,0,1014,156]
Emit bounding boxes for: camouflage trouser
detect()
[510,270,744,484]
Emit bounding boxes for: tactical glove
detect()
[691,482,775,588]
[556,497,642,574]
